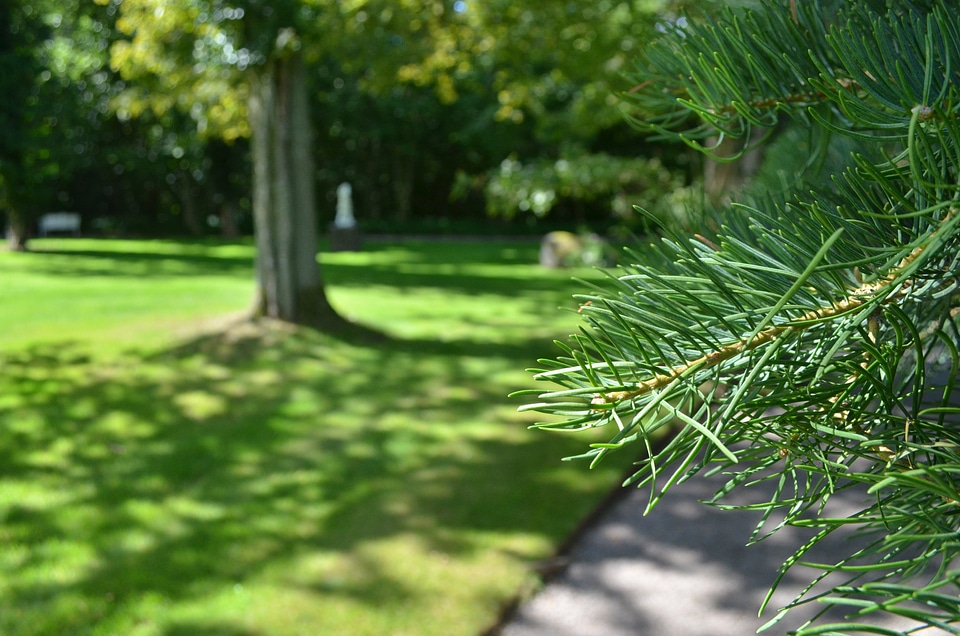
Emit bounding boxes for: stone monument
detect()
[329,182,362,251]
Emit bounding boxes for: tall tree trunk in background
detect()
[392,153,414,222]
[5,208,28,251]
[1,1,32,254]
[219,202,239,238]
[703,133,765,205]
[248,50,341,328]
[367,136,383,221]
[178,171,203,235]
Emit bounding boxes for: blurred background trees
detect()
[1,0,712,249]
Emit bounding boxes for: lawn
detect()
[0,238,635,636]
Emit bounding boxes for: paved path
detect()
[497,470,922,636]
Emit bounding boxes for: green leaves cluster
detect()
[520,1,960,632]
[468,151,692,230]
[0,0,121,237]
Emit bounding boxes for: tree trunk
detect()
[179,171,204,235]
[392,153,414,222]
[703,132,765,204]
[5,209,28,251]
[248,51,341,328]
[219,202,239,238]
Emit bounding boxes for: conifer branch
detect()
[527,2,960,631]
[592,210,956,406]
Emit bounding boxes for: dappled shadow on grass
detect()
[327,239,547,267]
[321,256,596,299]
[17,245,254,279]
[0,321,631,635]
[15,238,600,300]
[163,624,261,636]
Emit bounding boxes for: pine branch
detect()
[592,208,957,406]
[524,1,960,632]
[622,0,840,146]
[623,1,960,151]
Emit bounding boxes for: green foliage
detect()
[102,0,252,140]
[0,238,633,635]
[468,151,695,232]
[2,0,709,240]
[0,1,213,241]
[435,0,701,230]
[0,0,56,223]
[520,1,960,633]
[405,0,687,137]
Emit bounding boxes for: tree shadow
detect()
[18,242,254,279]
[323,239,547,267]
[498,472,924,636]
[18,239,602,301]
[321,258,597,298]
[0,319,631,635]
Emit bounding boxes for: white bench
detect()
[38,212,81,237]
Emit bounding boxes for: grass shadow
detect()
[17,240,254,279]
[0,319,632,635]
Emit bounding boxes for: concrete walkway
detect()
[497,469,922,636]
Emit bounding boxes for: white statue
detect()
[335,182,356,229]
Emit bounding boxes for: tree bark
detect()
[248,51,340,328]
[392,153,414,222]
[703,132,765,204]
[5,210,28,251]
[178,171,204,235]
[219,202,239,238]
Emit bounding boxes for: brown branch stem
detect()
[592,226,945,406]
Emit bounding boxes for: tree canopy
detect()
[1,1,703,248]
[94,0,694,324]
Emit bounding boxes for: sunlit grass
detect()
[0,238,254,350]
[0,238,632,636]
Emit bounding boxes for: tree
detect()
[416,0,702,228]
[247,35,333,325]
[0,1,38,249]
[102,0,348,326]
[519,1,960,633]
[1,1,200,248]
[0,1,68,249]
[105,0,572,323]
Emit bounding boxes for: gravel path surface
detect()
[496,469,923,636]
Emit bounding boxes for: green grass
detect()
[0,238,633,636]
